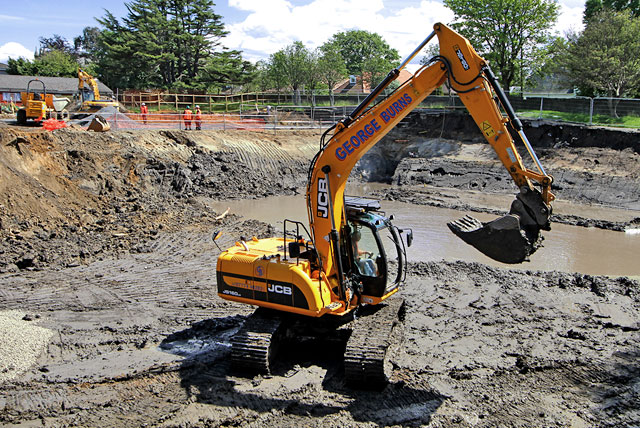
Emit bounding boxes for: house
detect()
[333,69,415,94]
[0,74,113,104]
[0,63,8,75]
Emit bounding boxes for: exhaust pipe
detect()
[448,187,551,264]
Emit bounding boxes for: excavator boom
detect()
[306,22,554,277]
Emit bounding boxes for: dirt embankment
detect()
[0,128,317,272]
[356,112,640,230]
[2,114,639,273]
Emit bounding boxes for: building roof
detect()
[0,74,113,95]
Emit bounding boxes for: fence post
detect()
[589,98,594,125]
[115,88,119,129]
[539,97,543,119]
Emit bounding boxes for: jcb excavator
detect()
[76,68,119,112]
[216,23,555,387]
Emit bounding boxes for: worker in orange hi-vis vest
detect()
[195,105,202,130]
[183,106,193,130]
[141,102,148,125]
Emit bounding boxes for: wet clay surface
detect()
[0,121,639,427]
[1,237,637,427]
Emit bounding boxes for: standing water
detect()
[210,194,640,277]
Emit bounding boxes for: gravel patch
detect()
[0,310,53,383]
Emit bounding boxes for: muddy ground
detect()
[0,113,639,427]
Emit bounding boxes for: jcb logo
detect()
[317,178,328,218]
[268,284,292,295]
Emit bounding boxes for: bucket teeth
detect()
[447,215,484,233]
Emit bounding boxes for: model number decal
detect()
[453,45,470,70]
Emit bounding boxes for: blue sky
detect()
[0,0,586,67]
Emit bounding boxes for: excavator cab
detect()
[343,197,409,299]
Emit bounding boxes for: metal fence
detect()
[511,95,640,126]
[109,90,640,130]
[95,109,337,131]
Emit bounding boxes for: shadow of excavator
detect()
[160,315,446,427]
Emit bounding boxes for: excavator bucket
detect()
[448,187,550,264]
[448,214,537,264]
[87,115,110,132]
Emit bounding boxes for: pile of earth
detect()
[0,127,317,272]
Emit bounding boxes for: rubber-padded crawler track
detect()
[230,310,282,374]
[344,297,405,388]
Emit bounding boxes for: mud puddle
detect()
[209,191,640,276]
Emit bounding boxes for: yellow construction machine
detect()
[215,23,555,387]
[76,68,119,112]
[16,79,70,125]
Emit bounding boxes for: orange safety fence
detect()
[42,118,68,131]
[102,112,268,130]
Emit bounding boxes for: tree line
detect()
[6,0,640,102]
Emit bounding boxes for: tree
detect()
[95,0,242,90]
[362,56,397,91]
[6,58,35,75]
[317,41,347,105]
[584,0,640,21]
[7,49,78,77]
[198,49,255,92]
[278,41,312,105]
[31,50,78,77]
[565,9,640,115]
[327,30,399,77]
[444,0,559,91]
[252,60,273,92]
[73,27,102,62]
[267,51,289,101]
[525,36,572,92]
[38,35,73,56]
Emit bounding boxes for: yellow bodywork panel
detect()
[216,237,342,317]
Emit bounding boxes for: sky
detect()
[0,0,586,67]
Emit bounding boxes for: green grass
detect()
[518,109,640,128]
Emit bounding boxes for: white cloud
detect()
[554,3,585,36]
[0,42,34,63]
[0,14,24,22]
[226,0,453,63]
[225,0,583,63]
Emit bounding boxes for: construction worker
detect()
[140,102,148,125]
[183,105,193,130]
[194,105,202,130]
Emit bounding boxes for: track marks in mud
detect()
[399,261,640,427]
[1,248,638,426]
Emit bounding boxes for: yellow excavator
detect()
[216,23,555,387]
[76,68,119,112]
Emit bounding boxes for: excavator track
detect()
[344,297,405,388]
[230,309,283,375]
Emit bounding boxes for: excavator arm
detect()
[78,68,102,101]
[306,22,554,282]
